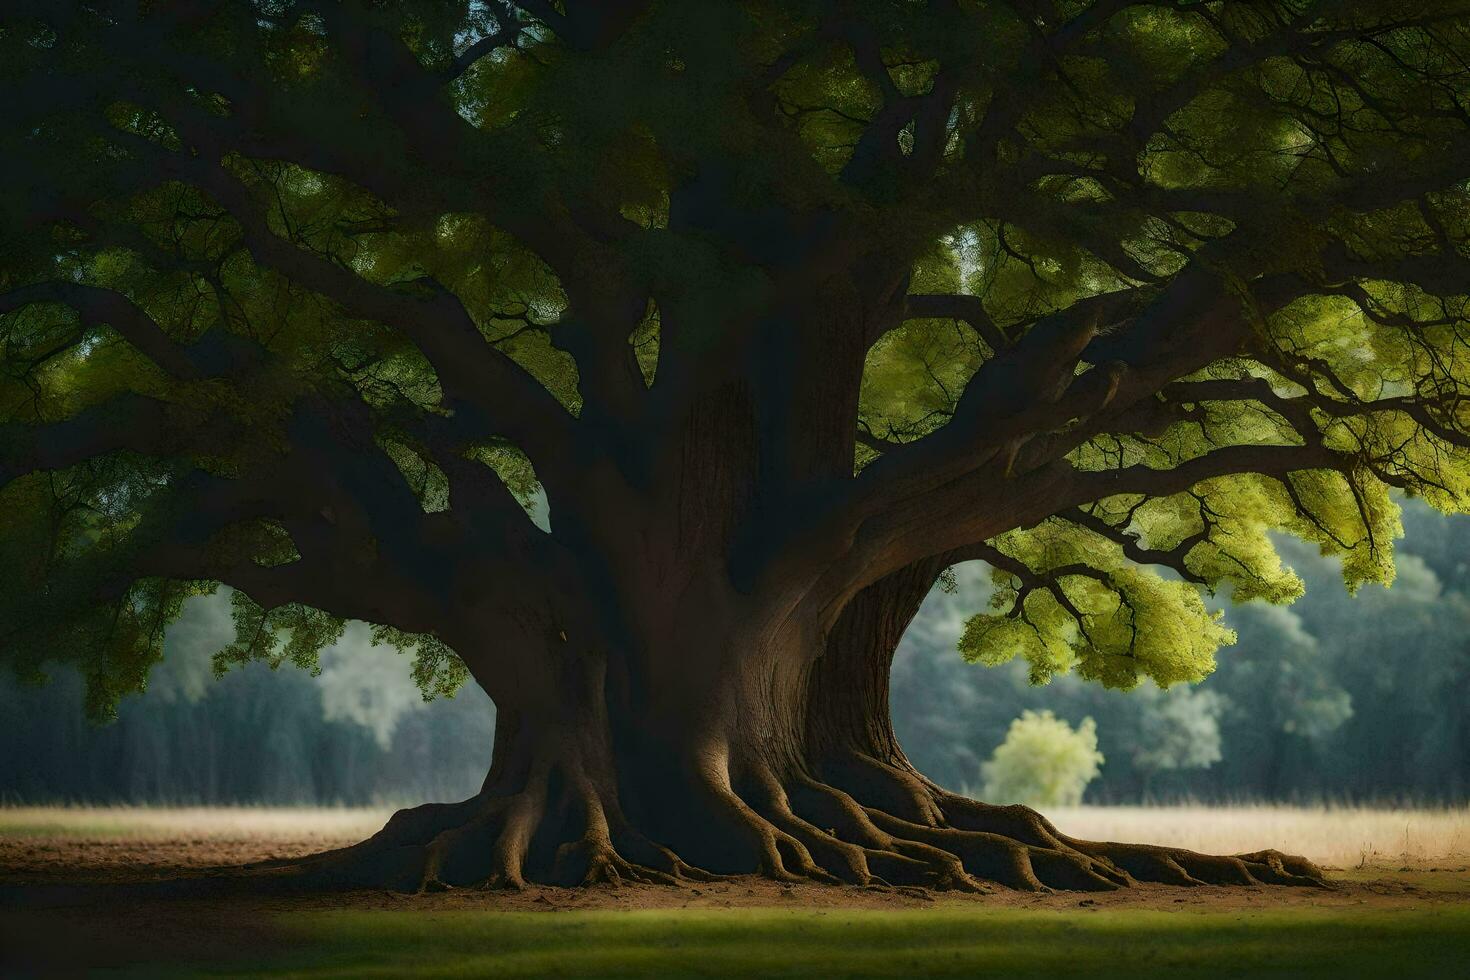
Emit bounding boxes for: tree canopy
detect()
[6,0,1470,718]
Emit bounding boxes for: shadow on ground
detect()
[2,865,1469,978]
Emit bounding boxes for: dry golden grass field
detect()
[1048,804,1470,869]
[3,802,1465,873]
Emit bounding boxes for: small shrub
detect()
[981,709,1104,807]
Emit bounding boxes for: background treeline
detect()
[3,501,1468,805]
[897,500,1470,803]
[0,608,497,805]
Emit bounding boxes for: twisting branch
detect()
[903,294,1008,351]
[487,0,646,52]
[1068,443,1342,510]
[129,467,443,634]
[0,283,202,381]
[819,434,1345,622]
[1060,507,1210,586]
[443,12,527,81]
[852,265,1231,530]
[1,395,204,490]
[155,149,579,481]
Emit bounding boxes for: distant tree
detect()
[1127,687,1225,794]
[6,0,1470,891]
[981,710,1103,807]
[0,591,496,805]
[890,563,1229,799]
[1211,600,1353,797]
[1221,535,1470,801]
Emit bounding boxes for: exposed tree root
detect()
[256,766,725,892]
[805,752,1329,891]
[608,819,727,885]
[251,754,1326,894]
[926,779,1328,889]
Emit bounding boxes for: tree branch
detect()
[173,156,579,481]
[0,283,202,381]
[1,395,187,489]
[903,293,1008,351]
[1060,507,1210,586]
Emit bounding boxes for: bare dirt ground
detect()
[1,805,1467,914]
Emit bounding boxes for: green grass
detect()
[151,905,1470,979]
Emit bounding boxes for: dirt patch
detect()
[3,830,1469,913]
[0,831,359,885]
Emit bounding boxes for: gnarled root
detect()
[925,785,1328,888]
[805,751,1327,891]
[675,764,1123,893]
[746,771,980,890]
[261,751,1327,893]
[1068,841,1326,888]
[262,769,718,892]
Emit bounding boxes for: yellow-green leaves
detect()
[213,591,345,679]
[980,709,1104,807]
[960,519,1234,691]
[958,458,1411,691]
[961,597,1076,685]
[369,625,469,702]
[1146,477,1307,605]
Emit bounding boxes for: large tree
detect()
[5,0,1469,892]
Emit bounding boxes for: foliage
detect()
[980,709,1104,807]
[6,0,1470,723]
[369,624,470,702]
[959,519,1238,690]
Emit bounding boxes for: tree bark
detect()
[803,556,951,824]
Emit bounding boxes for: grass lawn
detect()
[110,905,1464,979]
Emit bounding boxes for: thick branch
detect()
[169,157,579,481]
[131,469,440,634]
[1,395,181,489]
[820,438,1343,620]
[0,283,201,381]
[903,293,1007,351]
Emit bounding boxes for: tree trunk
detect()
[270,540,1328,899]
[796,560,1326,891]
[803,556,950,823]
[278,558,1326,893]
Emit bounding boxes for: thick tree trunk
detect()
[277,559,1326,893]
[794,561,1327,891]
[802,556,951,824]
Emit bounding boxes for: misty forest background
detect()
[4,498,1468,807]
